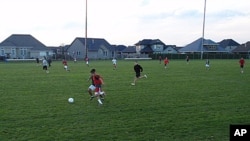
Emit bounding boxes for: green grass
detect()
[0,59,249,141]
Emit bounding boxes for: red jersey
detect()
[93,74,103,86]
[62,60,67,66]
[239,59,245,66]
[164,59,169,64]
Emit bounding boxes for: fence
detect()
[150,53,250,60]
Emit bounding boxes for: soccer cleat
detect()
[144,74,147,78]
[90,96,94,101]
[131,83,135,86]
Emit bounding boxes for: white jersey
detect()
[112,59,117,64]
[42,59,48,66]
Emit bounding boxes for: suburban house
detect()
[111,45,127,59]
[121,46,137,58]
[135,39,178,55]
[179,37,227,54]
[232,41,250,58]
[0,34,53,59]
[67,37,118,60]
[218,39,240,53]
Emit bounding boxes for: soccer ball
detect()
[68,98,74,103]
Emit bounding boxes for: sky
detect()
[1,0,250,46]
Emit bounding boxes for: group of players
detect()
[40,56,246,105]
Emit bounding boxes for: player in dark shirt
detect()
[131,61,147,85]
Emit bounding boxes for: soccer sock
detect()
[98,98,103,104]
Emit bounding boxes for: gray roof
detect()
[111,45,127,52]
[218,39,240,48]
[0,34,48,50]
[232,42,250,53]
[122,46,136,53]
[135,39,165,46]
[74,37,112,51]
[179,38,226,52]
[140,46,153,53]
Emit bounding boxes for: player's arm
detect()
[100,77,104,85]
[140,66,143,72]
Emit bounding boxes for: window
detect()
[20,48,27,56]
[1,48,4,56]
[11,48,16,55]
[103,51,108,57]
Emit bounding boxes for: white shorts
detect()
[88,85,96,91]
[86,61,89,64]
[205,64,209,67]
[64,65,68,69]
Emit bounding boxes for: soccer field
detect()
[0,59,249,141]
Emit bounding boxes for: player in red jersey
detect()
[164,57,169,69]
[93,72,105,105]
[239,57,245,73]
[62,59,69,71]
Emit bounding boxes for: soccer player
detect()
[164,57,169,69]
[42,58,49,73]
[93,74,105,105]
[87,69,96,100]
[88,69,105,104]
[159,56,162,64]
[112,58,117,70]
[36,57,40,66]
[131,61,147,86]
[62,59,70,71]
[186,55,189,64]
[85,57,89,67]
[205,59,210,70]
[239,57,245,73]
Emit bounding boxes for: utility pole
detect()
[85,0,88,59]
[201,0,207,59]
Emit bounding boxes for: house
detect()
[0,34,52,59]
[110,45,127,59]
[232,41,250,58]
[135,39,165,54]
[179,37,227,54]
[218,39,240,53]
[135,39,178,55]
[162,45,178,54]
[121,46,137,58]
[67,37,114,60]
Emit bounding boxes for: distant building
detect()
[218,39,240,53]
[179,37,227,54]
[67,37,115,60]
[0,34,53,59]
[232,41,250,58]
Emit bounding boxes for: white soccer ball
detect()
[68,98,74,103]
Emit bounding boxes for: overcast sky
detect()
[1,0,250,46]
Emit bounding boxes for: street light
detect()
[201,0,207,59]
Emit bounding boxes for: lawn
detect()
[0,59,249,141]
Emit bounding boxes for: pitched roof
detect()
[74,37,112,51]
[0,34,47,50]
[179,37,226,52]
[218,39,240,48]
[135,39,165,46]
[122,46,136,53]
[111,45,127,52]
[140,46,153,53]
[232,41,250,52]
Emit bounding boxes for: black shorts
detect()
[240,65,244,68]
[43,66,47,70]
[136,73,141,78]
